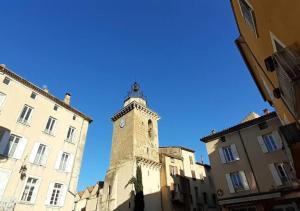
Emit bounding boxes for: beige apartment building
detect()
[0,65,92,211]
[201,112,300,210]
[229,0,300,176]
[159,146,218,211]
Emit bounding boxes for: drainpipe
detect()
[238,131,260,192]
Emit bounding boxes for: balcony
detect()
[272,44,300,122]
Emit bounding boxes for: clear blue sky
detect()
[1,0,271,191]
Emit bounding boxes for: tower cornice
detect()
[111,101,160,122]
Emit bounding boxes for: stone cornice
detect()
[111,101,160,122]
[136,156,161,168]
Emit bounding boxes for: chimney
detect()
[64,93,71,105]
[43,85,49,93]
[263,108,270,115]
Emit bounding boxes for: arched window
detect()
[148,119,153,138]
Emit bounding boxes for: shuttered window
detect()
[219,144,240,164]
[18,105,33,125]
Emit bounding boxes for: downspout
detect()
[237,130,260,192]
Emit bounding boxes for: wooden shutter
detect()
[225,174,235,193]
[59,184,68,207]
[231,144,240,160]
[29,143,40,163]
[0,131,10,155]
[45,182,54,205]
[41,146,50,166]
[0,169,11,200]
[13,137,27,159]
[272,131,283,149]
[55,151,63,170]
[31,178,41,203]
[218,148,226,164]
[66,154,74,173]
[269,163,282,186]
[257,136,268,153]
[239,171,250,190]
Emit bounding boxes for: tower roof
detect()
[124,82,145,101]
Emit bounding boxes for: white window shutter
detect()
[231,144,240,160]
[59,184,68,207]
[45,182,54,205]
[13,138,27,159]
[55,151,63,170]
[31,178,41,203]
[218,148,226,164]
[29,143,40,163]
[225,174,235,193]
[0,131,10,155]
[272,131,283,149]
[239,171,250,190]
[257,136,268,153]
[66,154,74,173]
[41,146,50,166]
[269,163,282,186]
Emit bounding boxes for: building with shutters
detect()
[201,111,300,210]
[159,146,218,211]
[229,0,300,177]
[0,65,92,211]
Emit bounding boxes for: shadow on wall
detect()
[112,191,162,211]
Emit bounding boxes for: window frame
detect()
[59,152,70,171]
[262,134,278,152]
[223,146,235,163]
[33,144,46,165]
[230,172,244,192]
[17,105,33,126]
[275,162,291,185]
[49,183,63,206]
[5,134,21,158]
[44,116,57,135]
[66,126,76,143]
[3,77,11,85]
[0,92,7,110]
[20,176,40,204]
[238,0,258,37]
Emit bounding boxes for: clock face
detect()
[120,118,126,128]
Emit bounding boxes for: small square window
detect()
[54,105,58,111]
[73,115,76,120]
[3,77,11,85]
[30,92,37,99]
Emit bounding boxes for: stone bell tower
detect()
[101,82,162,211]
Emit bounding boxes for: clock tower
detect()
[101,82,162,211]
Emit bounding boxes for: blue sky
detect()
[1,0,271,191]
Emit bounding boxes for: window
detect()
[191,170,196,180]
[0,92,6,109]
[50,183,63,206]
[170,157,175,163]
[30,92,37,99]
[73,115,76,120]
[189,156,194,165]
[202,192,207,204]
[54,105,58,111]
[3,77,11,85]
[4,134,21,158]
[21,177,39,203]
[148,119,153,138]
[238,0,257,36]
[262,134,278,152]
[18,105,33,125]
[59,152,69,171]
[223,146,235,163]
[170,165,178,176]
[194,187,199,200]
[33,144,46,165]
[229,171,249,192]
[66,127,76,142]
[275,163,291,185]
[45,117,56,135]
